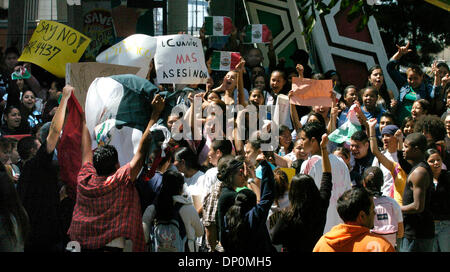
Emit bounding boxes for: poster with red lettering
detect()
[155,34,209,84]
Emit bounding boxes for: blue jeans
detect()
[433,220,450,252]
[400,237,434,252]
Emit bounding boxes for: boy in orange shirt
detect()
[313,188,395,252]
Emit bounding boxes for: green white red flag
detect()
[210,51,241,71]
[243,24,271,44]
[204,16,233,36]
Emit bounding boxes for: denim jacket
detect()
[386,59,440,102]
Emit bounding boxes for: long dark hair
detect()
[273,168,289,205]
[367,65,391,108]
[155,170,185,221]
[0,163,29,248]
[285,174,321,227]
[223,188,257,252]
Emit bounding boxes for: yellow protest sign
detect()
[279,167,296,184]
[18,20,91,78]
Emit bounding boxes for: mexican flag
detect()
[210,51,241,71]
[85,74,159,166]
[329,104,362,144]
[204,16,233,36]
[243,24,271,44]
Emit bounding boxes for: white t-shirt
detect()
[300,154,352,234]
[183,170,205,199]
[265,91,293,130]
[284,151,297,162]
[372,150,398,197]
[195,167,219,202]
[372,195,403,248]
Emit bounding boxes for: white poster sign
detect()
[273,94,290,127]
[154,34,209,84]
[95,34,156,78]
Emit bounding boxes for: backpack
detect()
[151,202,187,252]
[372,196,399,235]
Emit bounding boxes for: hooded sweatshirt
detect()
[313,224,395,252]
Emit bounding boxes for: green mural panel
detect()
[278,39,297,68]
[256,10,283,38]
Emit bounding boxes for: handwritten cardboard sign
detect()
[65,62,140,111]
[290,77,333,107]
[18,20,91,78]
[154,34,209,84]
[96,34,156,78]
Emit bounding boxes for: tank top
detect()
[402,161,434,239]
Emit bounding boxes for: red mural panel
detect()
[333,7,372,44]
[333,54,369,90]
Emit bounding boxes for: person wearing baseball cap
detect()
[372,124,401,198]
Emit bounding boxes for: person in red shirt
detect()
[68,94,165,252]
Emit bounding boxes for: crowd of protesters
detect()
[0,21,449,253]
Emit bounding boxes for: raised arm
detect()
[386,42,412,89]
[289,64,305,133]
[430,60,443,100]
[319,134,332,207]
[248,159,275,229]
[395,129,404,152]
[81,118,93,165]
[391,41,413,62]
[236,58,247,107]
[129,94,165,182]
[320,134,331,173]
[327,91,338,134]
[354,102,369,136]
[46,85,72,154]
[289,91,302,133]
[367,118,395,173]
[273,152,289,168]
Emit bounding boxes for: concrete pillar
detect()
[7,0,25,49]
[167,0,188,34]
[67,0,83,32]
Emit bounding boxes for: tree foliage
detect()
[297,0,450,66]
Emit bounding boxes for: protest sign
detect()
[18,20,91,78]
[83,1,116,61]
[96,34,156,78]
[154,34,209,84]
[65,62,140,111]
[290,77,333,107]
[273,94,290,127]
[279,168,296,183]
